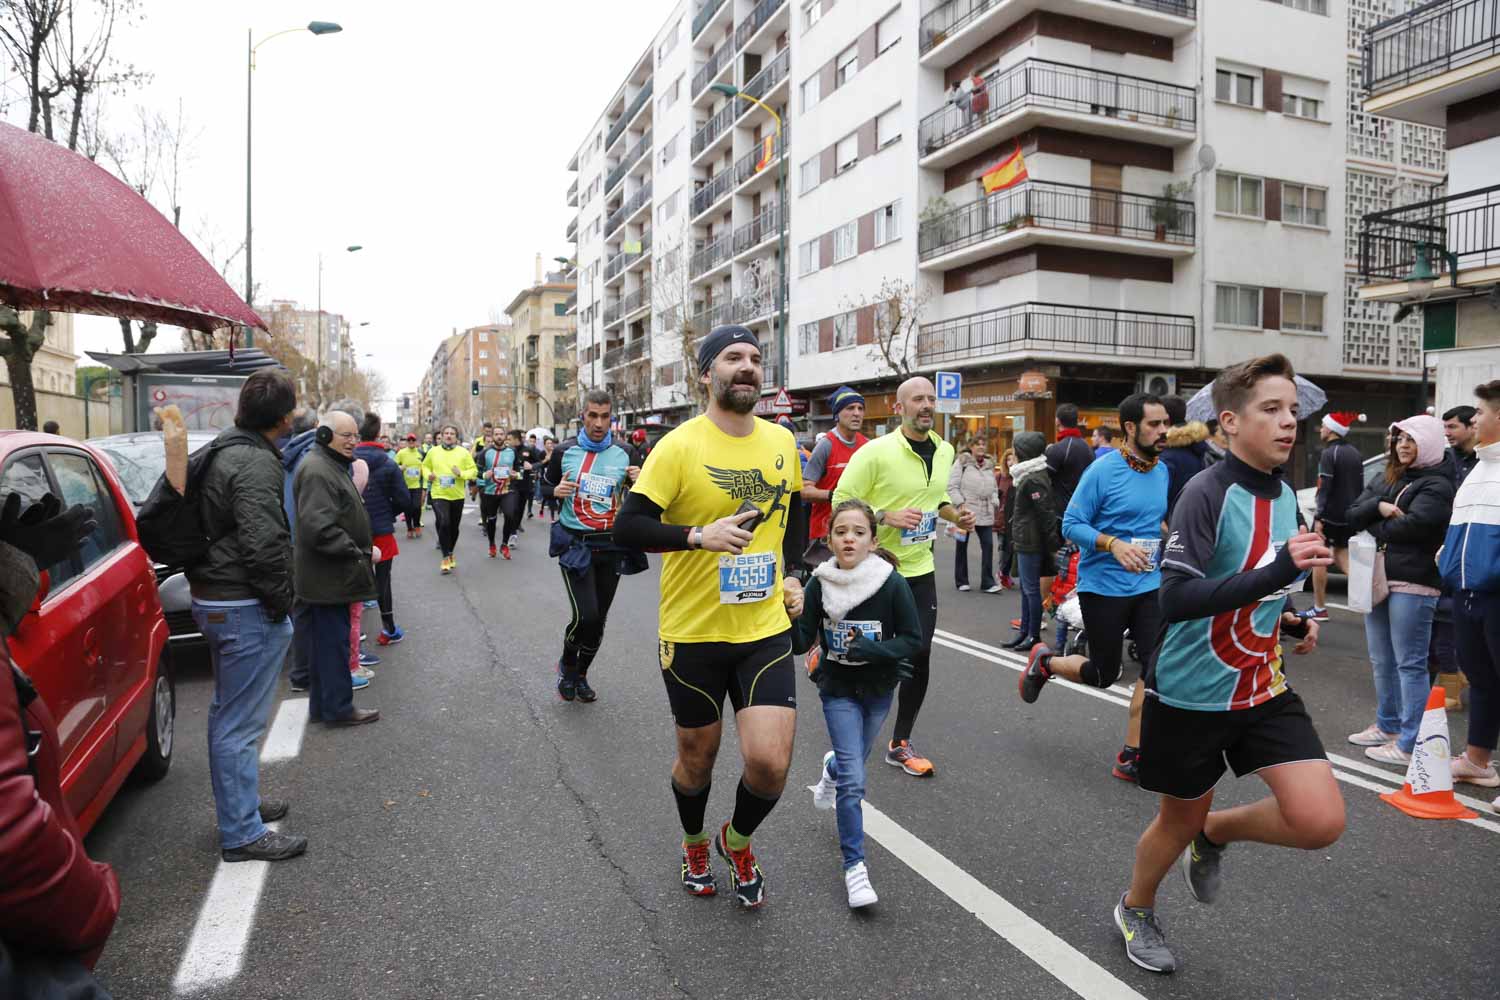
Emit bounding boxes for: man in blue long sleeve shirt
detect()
[1019,393,1169,782]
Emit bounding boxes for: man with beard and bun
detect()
[801,385,869,566]
[1018,393,1170,783]
[834,377,975,778]
[613,325,805,909]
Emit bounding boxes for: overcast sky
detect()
[11,0,665,417]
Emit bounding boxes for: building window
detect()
[658,18,681,63]
[478,331,488,342]
[799,238,821,275]
[836,45,858,87]
[554,369,570,392]
[803,0,823,29]
[1282,290,1325,332]
[833,310,856,349]
[660,129,682,167]
[1215,171,1264,218]
[832,221,857,262]
[1282,183,1327,227]
[835,133,858,174]
[1276,0,1327,12]
[875,200,900,246]
[479,367,489,377]
[659,75,681,116]
[1282,93,1321,120]
[1215,284,1261,328]
[1215,69,1257,107]
[798,321,819,354]
[801,73,820,113]
[479,350,489,359]
[658,188,681,225]
[877,9,900,55]
[876,105,901,148]
[800,156,820,194]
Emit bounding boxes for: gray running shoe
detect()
[1114,893,1177,974]
[1181,832,1224,904]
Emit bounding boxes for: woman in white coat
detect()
[947,437,1000,592]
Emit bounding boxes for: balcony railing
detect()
[691,168,734,218]
[740,48,790,109]
[606,80,654,150]
[733,201,784,255]
[605,249,639,282]
[566,216,577,241]
[563,291,578,313]
[917,302,1195,365]
[733,125,790,186]
[691,102,738,158]
[1363,0,1500,96]
[735,275,785,324]
[690,299,735,334]
[1358,183,1500,282]
[621,284,652,316]
[921,0,1196,55]
[693,0,729,40]
[606,128,652,194]
[735,0,787,51]
[567,179,578,206]
[918,180,1195,260]
[603,299,623,327]
[691,232,734,277]
[918,59,1197,157]
[605,181,652,237]
[692,40,734,97]
[604,337,652,370]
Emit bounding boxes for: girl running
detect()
[793,499,922,908]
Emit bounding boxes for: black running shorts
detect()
[658,629,796,729]
[1078,590,1162,685]
[1138,690,1327,801]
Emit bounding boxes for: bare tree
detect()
[44,0,148,153]
[0,307,48,429]
[651,226,705,411]
[842,277,930,380]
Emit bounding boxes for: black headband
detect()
[697,324,760,376]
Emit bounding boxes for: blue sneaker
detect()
[350,672,370,691]
[378,626,404,646]
[359,651,381,667]
[362,599,378,608]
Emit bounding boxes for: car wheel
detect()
[134,651,175,783]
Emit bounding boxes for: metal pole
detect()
[317,252,323,404]
[245,29,254,348]
[776,116,787,391]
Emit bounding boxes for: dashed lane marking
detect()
[260,697,309,762]
[171,824,280,994]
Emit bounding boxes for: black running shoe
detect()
[1112,747,1140,784]
[574,676,597,703]
[681,839,716,897]
[556,664,577,702]
[1019,643,1053,704]
[714,821,766,909]
[222,830,307,863]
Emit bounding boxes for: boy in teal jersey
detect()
[1113,354,1345,975]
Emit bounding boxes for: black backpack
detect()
[134,439,230,570]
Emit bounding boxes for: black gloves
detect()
[0,493,96,570]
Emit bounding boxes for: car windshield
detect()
[92,435,215,505]
[1364,456,1387,488]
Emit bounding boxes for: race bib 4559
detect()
[718,552,776,604]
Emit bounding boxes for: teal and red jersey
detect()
[543,436,633,533]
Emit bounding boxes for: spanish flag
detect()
[981,144,1028,194]
[755,133,776,173]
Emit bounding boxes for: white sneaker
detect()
[984,585,1002,594]
[807,751,836,811]
[957,584,971,592]
[1365,742,1412,765]
[1451,752,1500,787]
[1347,724,1397,747]
[352,666,375,681]
[845,862,877,908]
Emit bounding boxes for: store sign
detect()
[1018,370,1049,395]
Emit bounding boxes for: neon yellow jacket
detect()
[422,444,478,501]
[833,428,955,578]
[395,446,430,490]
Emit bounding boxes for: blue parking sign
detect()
[936,370,962,413]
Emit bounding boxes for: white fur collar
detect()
[1011,455,1049,485]
[813,554,893,622]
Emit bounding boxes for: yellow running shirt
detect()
[632,415,803,644]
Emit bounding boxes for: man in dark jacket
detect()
[1310,410,1365,619]
[293,410,381,727]
[1443,404,1478,485]
[187,369,307,862]
[1157,395,1211,517]
[1045,403,1093,519]
[356,412,412,645]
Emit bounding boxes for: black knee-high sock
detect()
[672,778,711,841]
[727,777,779,846]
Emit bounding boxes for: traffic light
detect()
[470,379,479,397]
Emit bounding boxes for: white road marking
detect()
[862,802,1147,1000]
[172,824,280,995]
[260,697,309,763]
[932,631,1500,835]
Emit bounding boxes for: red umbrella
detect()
[0,120,264,333]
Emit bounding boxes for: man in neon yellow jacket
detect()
[833,376,975,777]
[394,433,430,538]
[422,424,478,574]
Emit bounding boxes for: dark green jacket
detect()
[186,427,294,618]
[292,445,376,605]
[791,567,921,698]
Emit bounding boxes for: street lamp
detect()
[245,19,343,347]
[317,244,362,402]
[1398,242,1461,413]
[709,81,787,393]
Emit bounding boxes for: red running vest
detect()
[809,431,870,541]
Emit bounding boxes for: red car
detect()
[1,430,174,835]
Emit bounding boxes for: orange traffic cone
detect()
[1381,686,1478,820]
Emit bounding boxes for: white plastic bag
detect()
[1346,530,1378,614]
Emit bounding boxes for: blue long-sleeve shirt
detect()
[1062,449,1169,598]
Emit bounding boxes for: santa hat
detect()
[1322,411,1366,437]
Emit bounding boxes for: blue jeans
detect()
[1364,592,1437,753]
[1016,551,1043,639]
[820,689,895,869]
[296,602,356,722]
[192,601,294,850]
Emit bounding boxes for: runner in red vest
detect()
[802,386,869,564]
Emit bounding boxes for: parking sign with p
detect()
[936,370,962,414]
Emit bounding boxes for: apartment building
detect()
[0,311,77,396]
[463,321,516,431]
[1354,0,1500,412]
[417,333,463,433]
[567,1,1412,471]
[262,299,351,372]
[505,260,578,433]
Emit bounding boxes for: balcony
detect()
[606,128,653,195]
[603,298,624,328]
[1357,183,1500,301]
[564,291,578,315]
[691,167,734,219]
[917,59,1197,169]
[565,216,577,241]
[691,232,734,278]
[918,179,1195,269]
[735,274,786,325]
[733,201,784,257]
[918,302,1195,367]
[690,299,735,335]
[621,283,652,319]
[921,1,1196,68]
[605,248,640,284]
[1362,0,1500,126]
[604,337,652,370]
[567,179,578,207]
[693,0,730,40]
[693,39,735,98]
[733,125,790,190]
[606,181,652,238]
[691,102,737,160]
[606,80,654,150]
[734,0,787,52]
[739,48,790,111]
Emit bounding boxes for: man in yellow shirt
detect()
[394,433,429,538]
[615,325,805,910]
[421,424,478,574]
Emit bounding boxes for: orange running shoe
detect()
[713,822,765,908]
[884,740,935,777]
[680,838,716,896]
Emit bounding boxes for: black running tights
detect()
[892,572,938,743]
[433,498,464,557]
[559,553,622,678]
